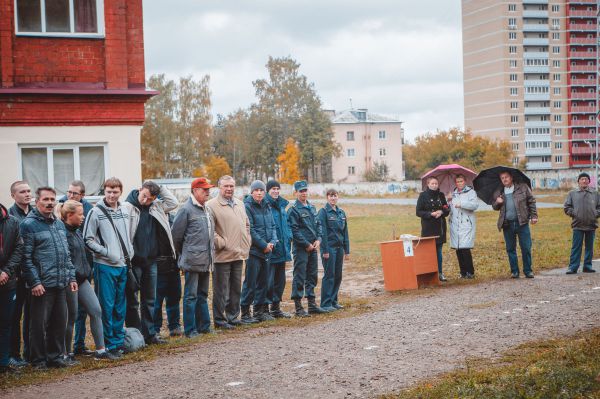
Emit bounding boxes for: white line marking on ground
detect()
[364,345,379,350]
[226,381,245,387]
[294,363,310,369]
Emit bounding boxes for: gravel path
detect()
[7,269,600,399]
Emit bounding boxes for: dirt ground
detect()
[5,268,599,399]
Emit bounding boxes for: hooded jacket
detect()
[20,207,75,288]
[0,204,24,291]
[265,194,292,263]
[244,195,277,260]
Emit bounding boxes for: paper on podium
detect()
[399,234,419,257]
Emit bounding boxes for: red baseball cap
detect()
[191,177,214,189]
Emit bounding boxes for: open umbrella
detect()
[473,166,531,205]
[421,164,477,194]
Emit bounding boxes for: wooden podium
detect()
[379,236,440,291]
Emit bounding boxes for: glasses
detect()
[67,191,82,196]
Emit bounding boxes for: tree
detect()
[363,162,390,182]
[403,128,514,179]
[277,138,301,183]
[205,155,232,185]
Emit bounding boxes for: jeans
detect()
[212,261,243,326]
[456,248,474,276]
[268,262,287,304]
[29,287,68,365]
[291,247,318,300]
[95,263,127,351]
[240,255,269,307]
[436,243,444,274]
[502,220,533,275]
[321,247,345,308]
[568,229,595,272]
[125,262,158,340]
[182,271,211,335]
[10,278,29,360]
[0,287,16,367]
[153,270,182,333]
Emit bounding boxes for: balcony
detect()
[524,93,550,101]
[526,161,553,170]
[568,0,597,4]
[523,38,549,46]
[524,120,551,128]
[569,10,597,18]
[523,10,549,18]
[571,119,597,127]
[569,51,598,58]
[524,106,551,115]
[571,146,596,155]
[570,78,596,86]
[525,147,552,156]
[572,133,598,141]
[570,37,597,45]
[523,0,548,3]
[571,106,596,113]
[569,23,597,31]
[570,92,596,100]
[524,79,550,86]
[523,52,549,60]
[524,65,549,73]
[523,24,549,32]
[570,64,597,72]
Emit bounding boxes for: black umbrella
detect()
[473,166,531,205]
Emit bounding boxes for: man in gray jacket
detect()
[171,177,215,338]
[564,172,599,274]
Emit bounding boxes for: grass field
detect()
[382,328,600,399]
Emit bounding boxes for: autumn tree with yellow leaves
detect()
[277,138,301,184]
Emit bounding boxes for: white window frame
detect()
[14,0,105,38]
[378,130,386,140]
[347,148,356,158]
[18,143,109,193]
[348,166,355,175]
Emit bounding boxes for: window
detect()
[510,87,518,96]
[508,4,516,12]
[554,87,561,95]
[346,131,355,141]
[541,156,551,163]
[511,115,519,123]
[378,130,386,139]
[511,129,519,137]
[15,0,104,37]
[551,5,559,12]
[512,143,519,151]
[555,142,562,149]
[552,32,560,40]
[509,32,517,40]
[512,157,519,165]
[552,18,560,28]
[348,166,355,175]
[555,128,562,136]
[379,148,387,157]
[20,144,106,196]
[554,114,562,122]
[510,73,518,82]
[554,101,561,108]
[509,45,517,54]
[552,46,560,54]
[508,18,517,27]
[555,155,563,163]
[553,73,561,82]
[347,148,355,157]
[510,101,518,109]
[553,60,560,68]
[510,60,518,68]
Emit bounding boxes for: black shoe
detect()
[47,358,70,369]
[566,269,577,275]
[228,319,242,326]
[307,298,328,314]
[0,365,21,374]
[146,335,167,345]
[583,268,596,273]
[294,299,310,318]
[169,327,184,337]
[185,331,200,338]
[215,322,235,330]
[466,273,475,279]
[73,346,95,356]
[108,349,123,359]
[270,302,292,318]
[439,273,447,282]
[511,272,520,279]
[32,362,48,371]
[254,304,275,322]
[240,305,259,324]
[8,357,28,368]
[94,350,117,360]
[333,303,344,310]
[525,272,534,279]
[64,354,80,367]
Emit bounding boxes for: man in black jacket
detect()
[0,203,24,373]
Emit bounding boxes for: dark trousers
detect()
[0,287,16,367]
[212,260,243,325]
[240,255,269,307]
[268,261,287,304]
[502,220,533,275]
[73,266,94,351]
[182,271,211,335]
[153,270,182,333]
[568,229,595,272]
[125,262,158,340]
[321,247,345,308]
[10,278,30,360]
[455,248,474,276]
[291,246,318,300]
[29,287,68,365]
[435,243,444,274]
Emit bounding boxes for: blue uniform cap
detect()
[294,180,308,191]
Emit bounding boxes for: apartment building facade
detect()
[462,0,599,171]
[328,109,404,183]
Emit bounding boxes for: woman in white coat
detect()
[448,174,479,278]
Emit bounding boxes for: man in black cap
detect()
[564,172,599,274]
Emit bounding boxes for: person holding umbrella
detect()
[416,176,450,281]
[481,168,537,278]
[448,174,479,279]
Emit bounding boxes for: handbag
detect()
[97,206,140,292]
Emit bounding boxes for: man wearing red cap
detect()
[171,177,216,337]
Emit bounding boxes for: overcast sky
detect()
[143,1,464,142]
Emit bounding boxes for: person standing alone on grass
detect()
[241,180,278,323]
[171,177,215,338]
[287,180,327,316]
[416,177,450,282]
[265,180,292,318]
[448,174,478,279]
[564,172,598,274]
[207,176,251,329]
[492,171,538,279]
[317,189,349,312]
[21,187,78,369]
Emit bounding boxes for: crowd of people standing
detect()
[0,176,350,372]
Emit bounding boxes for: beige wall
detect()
[0,125,142,205]
[331,122,404,183]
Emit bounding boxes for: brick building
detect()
[0,0,154,203]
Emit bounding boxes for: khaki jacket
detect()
[206,194,251,263]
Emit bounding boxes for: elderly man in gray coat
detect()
[564,172,599,274]
[171,177,216,338]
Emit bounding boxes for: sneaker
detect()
[466,273,475,279]
[63,355,80,367]
[8,357,28,368]
[322,306,337,312]
[566,269,577,275]
[439,273,447,282]
[73,346,95,356]
[215,322,235,330]
[228,319,243,326]
[582,268,596,273]
[108,349,123,359]
[185,331,200,339]
[32,362,48,371]
[146,335,167,345]
[47,358,70,368]
[525,272,534,279]
[169,327,184,337]
[333,303,344,310]
[511,272,520,279]
[94,350,116,360]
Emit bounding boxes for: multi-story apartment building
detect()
[462,0,599,171]
[328,109,404,183]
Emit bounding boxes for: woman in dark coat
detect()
[416,176,450,281]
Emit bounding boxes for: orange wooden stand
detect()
[379,236,440,291]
